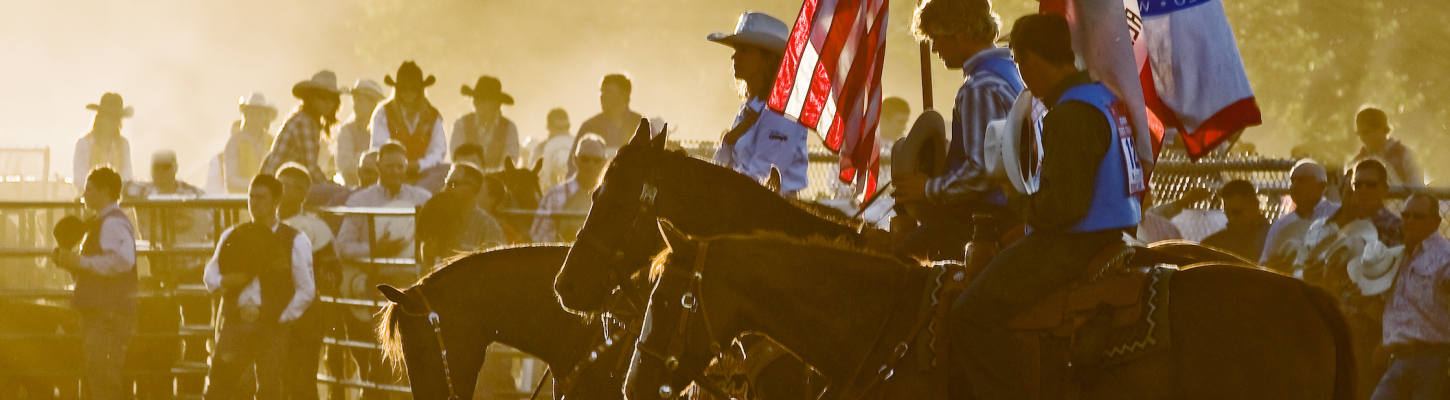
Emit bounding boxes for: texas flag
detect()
[768,0,890,200]
[1045,0,1261,162]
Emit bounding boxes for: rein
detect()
[414,286,463,400]
[414,284,631,400]
[645,241,931,400]
[577,156,661,311]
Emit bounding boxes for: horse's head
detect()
[485,157,544,211]
[557,119,670,314]
[378,284,485,400]
[625,220,722,400]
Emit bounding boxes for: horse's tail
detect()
[1302,283,1356,400]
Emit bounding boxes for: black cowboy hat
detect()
[384,61,436,88]
[53,216,85,249]
[461,76,514,105]
[86,92,133,118]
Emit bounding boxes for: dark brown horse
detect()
[377,246,633,400]
[627,222,1356,400]
[485,157,544,242]
[555,121,865,314]
[377,245,815,400]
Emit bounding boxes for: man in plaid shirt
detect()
[261,70,343,203]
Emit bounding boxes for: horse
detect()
[377,245,632,400]
[555,121,868,315]
[626,221,1356,400]
[484,157,544,243]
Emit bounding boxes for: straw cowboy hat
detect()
[891,110,947,220]
[384,61,436,88]
[345,79,385,101]
[292,70,343,98]
[238,92,278,118]
[708,12,791,55]
[461,76,514,105]
[1341,219,1404,296]
[86,92,133,118]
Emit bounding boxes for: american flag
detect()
[767,0,890,199]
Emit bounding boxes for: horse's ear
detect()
[652,123,668,150]
[657,218,689,253]
[503,156,516,172]
[766,167,782,194]
[627,118,652,147]
[532,158,543,174]
[377,285,425,316]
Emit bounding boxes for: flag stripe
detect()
[769,0,824,111]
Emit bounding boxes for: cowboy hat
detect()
[384,61,436,88]
[1262,218,1314,272]
[988,90,1045,196]
[707,12,791,55]
[292,70,342,98]
[461,76,514,105]
[86,92,133,118]
[345,79,385,100]
[238,92,277,112]
[891,110,947,220]
[1340,219,1404,296]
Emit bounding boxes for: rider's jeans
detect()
[1371,351,1450,400]
[948,228,1122,400]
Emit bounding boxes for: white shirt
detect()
[532,134,575,189]
[73,135,133,192]
[1260,199,1340,264]
[204,222,316,323]
[369,104,448,170]
[334,184,433,259]
[713,98,810,196]
[81,203,137,276]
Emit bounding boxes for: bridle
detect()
[632,240,733,400]
[574,157,662,311]
[638,241,929,400]
[412,285,641,400]
[414,286,463,400]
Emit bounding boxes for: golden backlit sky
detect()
[0,0,1049,186]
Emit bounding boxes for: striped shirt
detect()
[926,47,1023,204]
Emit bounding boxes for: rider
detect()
[949,13,1143,400]
[708,11,810,197]
[896,0,1024,261]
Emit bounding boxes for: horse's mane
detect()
[377,244,569,371]
[631,146,859,232]
[649,230,914,282]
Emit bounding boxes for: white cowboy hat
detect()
[891,110,948,181]
[345,79,385,101]
[292,70,343,98]
[707,12,791,55]
[1340,219,1404,296]
[985,90,1044,196]
[1263,218,1315,272]
[238,92,277,112]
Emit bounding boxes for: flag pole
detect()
[919,41,934,109]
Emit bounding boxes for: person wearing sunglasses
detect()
[1333,159,1404,248]
[1373,193,1450,399]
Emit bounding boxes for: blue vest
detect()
[1055,83,1143,233]
[947,56,1024,206]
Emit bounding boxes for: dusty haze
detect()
[5,0,1444,188]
